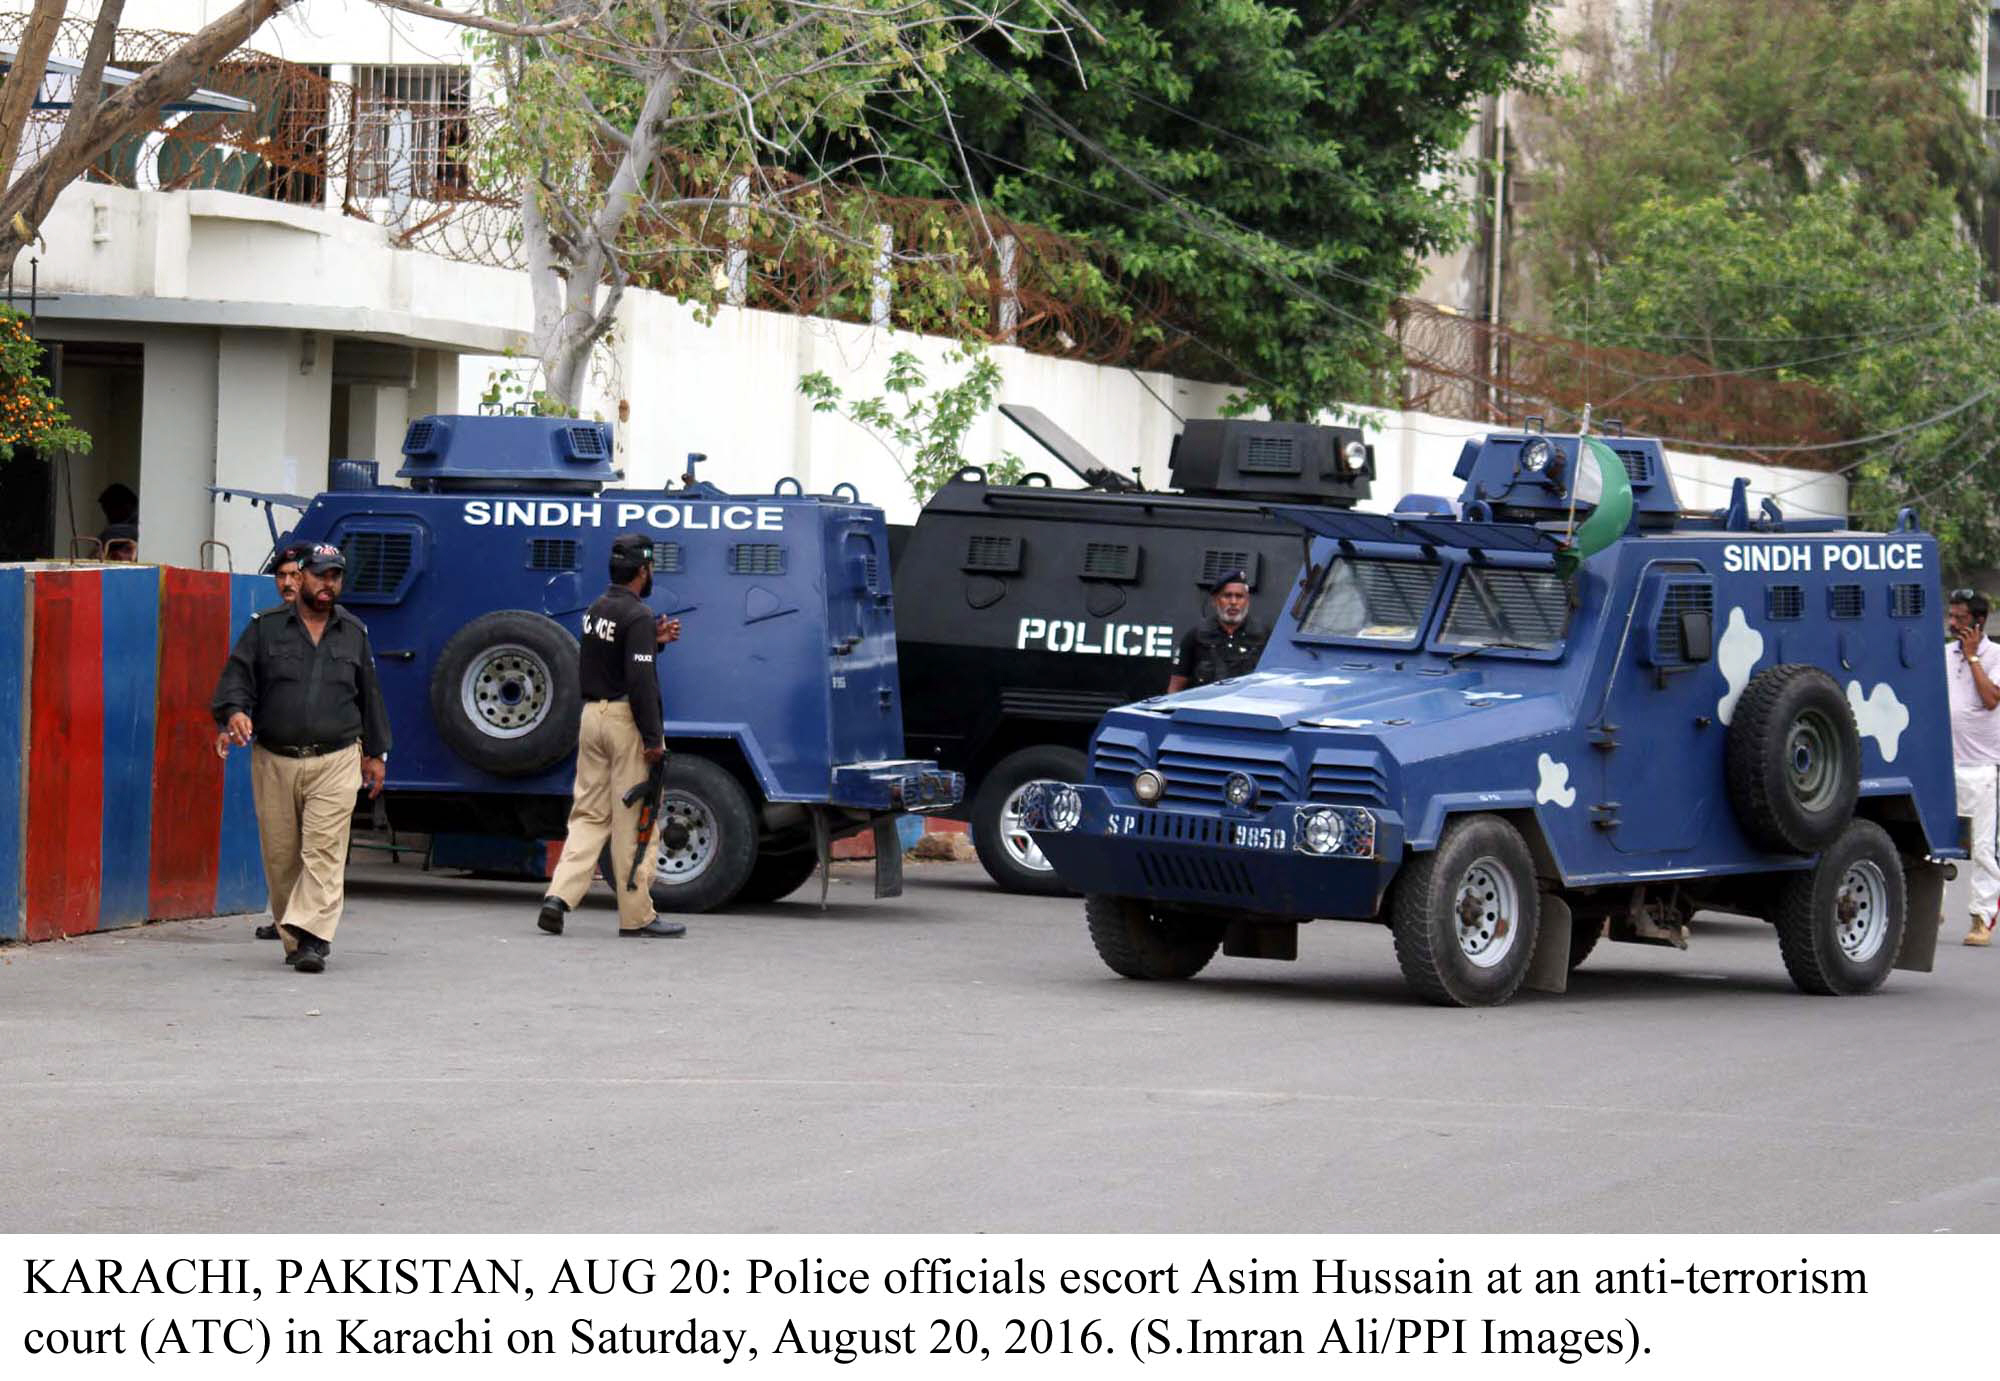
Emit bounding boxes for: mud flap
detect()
[1524,892,1572,995]
[1896,859,1945,973]
[873,818,903,899]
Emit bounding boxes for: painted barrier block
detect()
[147,567,229,921]
[213,573,272,916]
[98,565,161,930]
[0,568,24,941]
[24,569,106,940]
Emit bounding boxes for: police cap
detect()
[1209,568,1250,594]
[610,531,655,569]
[300,543,346,574]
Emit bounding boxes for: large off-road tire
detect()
[647,755,759,914]
[431,611,581,778]
[971,744,1088,895]
[736,847,820,905]
[1772,818,1906,996]
[1390,814,1542,1007]
[1085,894,1222,980]
[1726,665,1861,854]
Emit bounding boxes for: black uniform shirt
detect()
[579,584,665,747]
[1173,614,1269,688]
[211,604,393,757]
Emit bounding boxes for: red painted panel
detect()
[25,571,105,940]
[148,569,229,920]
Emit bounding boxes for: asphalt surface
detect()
[2,857,1996,1233]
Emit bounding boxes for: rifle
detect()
[620,752,668,891]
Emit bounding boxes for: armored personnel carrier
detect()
[227,414,960,912]
[890,405,1373,893]
[1022,429,1960,1005]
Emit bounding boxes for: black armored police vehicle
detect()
[890,405,1373,893]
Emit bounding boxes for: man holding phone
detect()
[538,532,686,939]
[1946,589,2000,946]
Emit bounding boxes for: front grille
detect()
[1137,849,1256,897]
[1307,751,1389,807]
[1122,809,1230,845]
[1156,742,1299,804]
[1091,728,1150,784]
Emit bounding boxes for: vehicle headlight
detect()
[1342,439,1369,474]
[1293,805,1378,858]
[1048,785,1083,832]
[1223,772,1257,808]
[1133,769,1165,804]
[1520,438,1552,473]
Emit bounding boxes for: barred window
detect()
[349,65,472,202]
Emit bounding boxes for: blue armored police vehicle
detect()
[235,414,960,911]
[1022,429,1960,1005]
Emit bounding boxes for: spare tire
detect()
[1725,664,1860,854]
[431,610,581,778]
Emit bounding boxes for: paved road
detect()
[2,858,1995,1233]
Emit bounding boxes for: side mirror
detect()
[1679,609,1714,663]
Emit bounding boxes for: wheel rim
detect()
[1453,857,1520,969]
[460,643,553,739]
[653,791,718,886]
[1834,858,1890,963]
[1787,709,1841,812]
[999,783,1055,873]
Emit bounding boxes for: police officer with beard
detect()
[1167,569,1267,692]
[538,532,686,939]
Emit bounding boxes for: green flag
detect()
[1554,435,1635,579]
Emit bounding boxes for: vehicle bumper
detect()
[1023,783,1404,919]
[829,760,964,814]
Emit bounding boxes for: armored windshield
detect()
[1436,567,1572,652]
[1296,557,1442,643]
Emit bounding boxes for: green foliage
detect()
[1568,187,2000,567]
[0,308,90,460]
[825,2,1552,419]
[800,340,1023,502]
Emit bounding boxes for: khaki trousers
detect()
[548,701,660,929]
[250,742,361,947]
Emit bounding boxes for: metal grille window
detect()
[1767,585,1805,620]
[652,542,682,574]
[1610,446,1655,486]
[565,425,606,459]
[730,543,786,575]
[341,530,415,598]
[1438,567,1572,652]
[1241,435,1300,474]
[1651,581,1715,663]
[1081,542,1141,581]
[350,65,472,202]
[1829,584,1864,619]
[1890,583,1925,619]
[1297,557,1441,643]
[964,534,1022,573]
[527,537,577,571]
[1198,548,1257,589]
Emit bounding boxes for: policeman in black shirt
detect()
[211,543,392,973]
[539,531,686,938]
[1167,568,1268,692]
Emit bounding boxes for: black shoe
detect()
[620,917,687,938]
[282,925,329,974]
[537,897,569,935]
[255,923,279,940]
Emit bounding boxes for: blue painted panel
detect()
[213,573,270,915]
[97,565,160,929]
[0,567,25,940]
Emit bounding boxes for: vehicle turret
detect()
[396,414,620,494]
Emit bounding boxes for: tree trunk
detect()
[0,0,71,192]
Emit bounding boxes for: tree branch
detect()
[0,0,70,192]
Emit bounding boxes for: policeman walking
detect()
[1167,569,1267,692]
[538,532,686,939]
[211,543,391,974]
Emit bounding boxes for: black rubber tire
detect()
[737,848,820,905]
[1772,818,1906,996]
[971,744,1088,896]
[1389,814,1541,1007]
[647,756,759,913]
[1726,664,1861,854]
[431,610,581,778]
[1568,917,1603,971]
[1085,894,1222,980]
